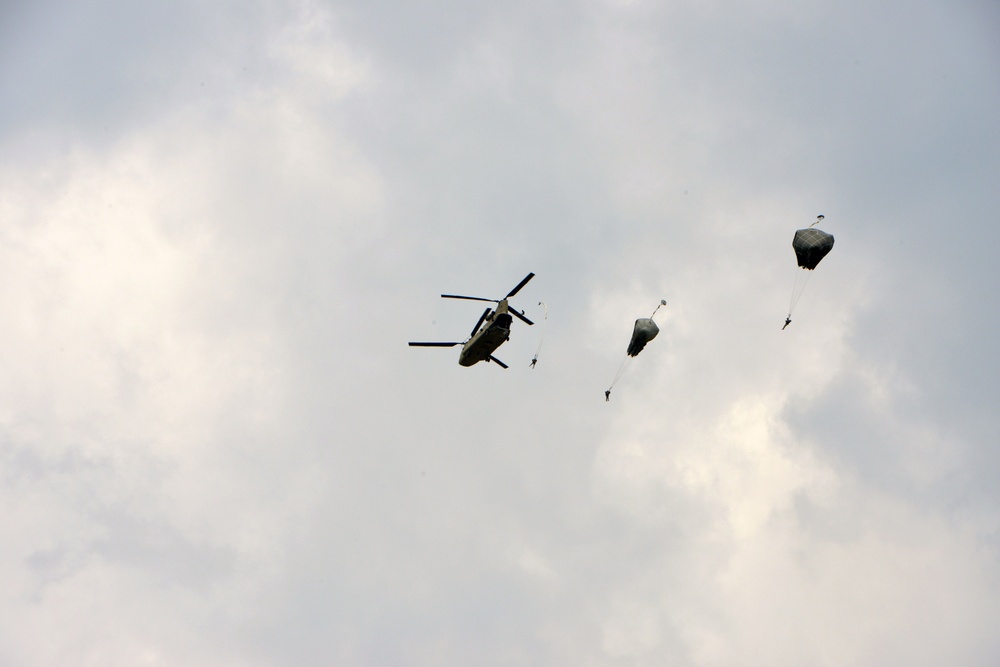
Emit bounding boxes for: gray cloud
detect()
[2,0,998,664]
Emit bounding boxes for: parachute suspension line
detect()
[530,301,548,368]
[606,354,634,398]
[650,299,667,320]
[787,267,813,319]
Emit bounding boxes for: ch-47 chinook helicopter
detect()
[408,273,535,369]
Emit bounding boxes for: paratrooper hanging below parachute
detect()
[784,215,834,329]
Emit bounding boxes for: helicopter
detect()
[408,273,535,369]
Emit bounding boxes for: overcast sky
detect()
[2,0,999,665]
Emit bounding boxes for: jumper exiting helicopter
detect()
[408,273,535,369]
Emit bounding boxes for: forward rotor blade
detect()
[408,342,462,347]
[470,307,491,337]
[506,272,535,298]
[441,294,497,303]
[489,355,509,369]
[510,308,534,326]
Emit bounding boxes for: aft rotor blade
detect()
[441,294,497,303]
[489,355,509,369]
[408,342,462,347]
[470,307,491,337]
[510,308,534,326]
[506,272,535,298]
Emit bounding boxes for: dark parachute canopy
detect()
[627,318,659,357]
[792,227,835,270]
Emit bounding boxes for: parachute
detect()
[606,300,666,401]
[785,215,835,328]
[627,318,659,357]
[792,227,835,270]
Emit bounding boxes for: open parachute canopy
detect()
[792,227,835,270]
[627,318,660,357]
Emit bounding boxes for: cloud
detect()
[2,0,999,664]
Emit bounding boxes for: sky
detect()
[1,0,999,665]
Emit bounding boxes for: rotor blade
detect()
[510,308,534,326]
[441,294,497,303]
[408,342,462,347]
[489,355,509,369]
[506,272,535,298]
[470,307,491,337]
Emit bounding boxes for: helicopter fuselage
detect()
[459,308,512,366]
